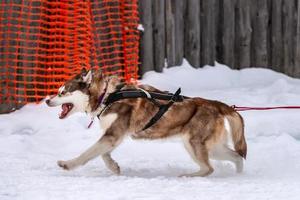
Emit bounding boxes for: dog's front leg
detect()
[57,131,124,171]
[102,153,120,174]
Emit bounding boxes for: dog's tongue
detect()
[59,104,69,119]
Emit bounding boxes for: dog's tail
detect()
[227,113,247,159]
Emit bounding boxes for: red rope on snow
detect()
[232,105,300,111]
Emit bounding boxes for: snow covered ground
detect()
[1,61,300,200]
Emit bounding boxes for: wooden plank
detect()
[138,0,154,74]
[174,0,185,66]
[201,0,216,66]
[252,0,269,67]
[165,0,176,67]
[152,0,165,72]
[282,0,296,76]
[267,0,272,67]
[271,0,283,72]
[184,0,201,68]
[235,0,251,68]
[215,0,222,63]
[222,0,236,68]
[295,0,300,77]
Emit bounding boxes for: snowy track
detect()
[1,62,300,200]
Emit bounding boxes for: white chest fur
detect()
[99,113,118,132]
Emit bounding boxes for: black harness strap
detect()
[142,87,182,131]
[103,88,187,106]
[100,87,188,131]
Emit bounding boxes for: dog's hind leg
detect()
[102,153,120,175]
[210,145,244,173]
[181,134,214,177]
[57,131,124,171]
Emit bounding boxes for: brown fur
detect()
[48,70,247,177]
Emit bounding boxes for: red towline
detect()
[232,105,300,112]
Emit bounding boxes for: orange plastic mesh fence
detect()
[0,0,139,105]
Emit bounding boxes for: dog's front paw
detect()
[109,162,121,175]
[57,160,76,170]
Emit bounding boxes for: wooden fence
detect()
[138,0,300,78]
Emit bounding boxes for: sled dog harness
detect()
[96,86,188,131]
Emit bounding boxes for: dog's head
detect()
[46,68,120,119]
[46,68,94,119]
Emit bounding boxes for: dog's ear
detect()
[82,70,92,84]
[91,69,103,81]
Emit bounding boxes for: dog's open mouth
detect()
[59,103,74,119]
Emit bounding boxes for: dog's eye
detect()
[59,91,66,96]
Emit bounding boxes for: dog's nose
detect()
[46,99,50,105]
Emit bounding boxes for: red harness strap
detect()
[232,105,300,111]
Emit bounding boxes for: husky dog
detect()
[46,68,247,177]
